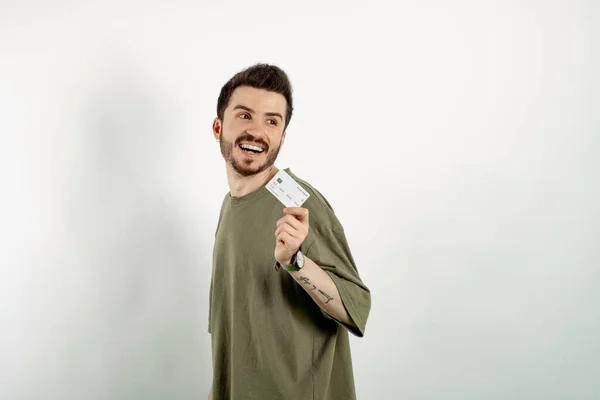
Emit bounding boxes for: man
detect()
[208,63,371,400]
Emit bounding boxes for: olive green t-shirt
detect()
[208,168,371,400]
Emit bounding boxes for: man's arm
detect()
[275,206,369,334]
[208,386,212,400]
[285,255,354,327]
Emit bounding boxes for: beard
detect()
[219,131,282,177]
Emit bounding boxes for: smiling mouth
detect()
[238,143,265,155]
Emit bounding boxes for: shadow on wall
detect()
[57,68,209,399]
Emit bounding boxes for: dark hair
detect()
[216,63,294,129]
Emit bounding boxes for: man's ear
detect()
[281,130,287,145]
[212,118,221,141]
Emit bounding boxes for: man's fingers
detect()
[276,231,296,248]
[276,220,310,240]
[276,214,303,230]
[283,207,309,223]
[275,222,298,238]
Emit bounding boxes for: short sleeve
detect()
[303,226,371,337]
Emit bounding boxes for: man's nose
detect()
[246,119,266,138]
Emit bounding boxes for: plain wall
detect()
[1,0,598,399]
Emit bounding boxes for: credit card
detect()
[266,169,310,207]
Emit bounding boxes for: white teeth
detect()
[240,143,264,152]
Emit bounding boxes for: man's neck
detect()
[226,164,280,198]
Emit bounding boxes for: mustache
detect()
[235,135,269,150]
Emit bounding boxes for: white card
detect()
[266,169,310,207]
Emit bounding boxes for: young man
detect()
[208,63,371,400]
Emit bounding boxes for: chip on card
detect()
[266,169,310,207]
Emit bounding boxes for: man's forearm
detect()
[286,255,355,327]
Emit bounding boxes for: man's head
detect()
[213,63,293,177]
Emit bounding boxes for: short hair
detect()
[217,63,294,129]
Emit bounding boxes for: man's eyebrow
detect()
[265,112,284,121]
[233,104,254,113]
[233,104,283,121]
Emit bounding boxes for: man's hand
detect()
[275,207,309,265]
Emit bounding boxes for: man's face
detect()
[214,86,287,177]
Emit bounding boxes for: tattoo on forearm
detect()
[299,276,311,285]
[298,276,334,303]
[318,289,334,304]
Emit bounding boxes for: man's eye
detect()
[239,113,250,119]
[267,119,277,125]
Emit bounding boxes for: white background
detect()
[1,0,598,399]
